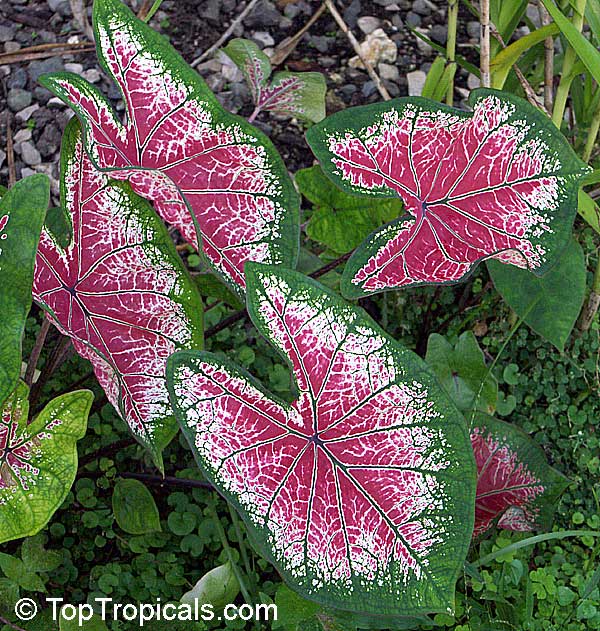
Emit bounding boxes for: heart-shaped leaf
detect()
[487,238,586,351]
[167,264,476,617]
[33,119,204,471]
[471,414,568,538]
[0,382,92,545]
[40,0,299,295]
[0,175,49,405]
[223,38,326,123]
[306,90,589,297]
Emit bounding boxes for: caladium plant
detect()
[33,119,204,471]
[222,38,327,123]
[0,382,92,545]
[306,90,589,297]
[471,414,568,538]
[0,175,49,406]
[167,263,476,617]
[40,0,299,296]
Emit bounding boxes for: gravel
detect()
[19,141,42,167]
[7,88,32,112]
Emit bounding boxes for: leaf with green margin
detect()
[167,263,476,618]
[44,206,72,250]
[296,166,402,255]
[0,175,49,406]
[273,584,322,629]
[193,274,244,311]
[223,38,326,123]
[306,89,589,298]
[180,562,240,610]
[425,331,498,414]
[487,238,586,351]
[112,478,161,535]
[541,0,600,86]
[0,383,92,545]
[39,0,299,296]
[471,413,569,538]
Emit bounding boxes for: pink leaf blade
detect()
[32,119,204,472]
[471,414,569,539]
[40,0,299,296]
[306,90,590,297]
[168,264,476,616]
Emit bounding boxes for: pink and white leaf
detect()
[167,263,476,616]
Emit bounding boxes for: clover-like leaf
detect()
[32,119,204,471]
[471,414,568,538]
[306,90,589,298]
[0,175,49,405]
[167,264,476,617]
[40,0,299,296]
[223,38,326,123]
[0,382,92,545]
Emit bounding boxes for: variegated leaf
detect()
[471,414,568,538]
[0,175,49,405]
[39,0,299,296]
[223,38,326,123]
[33,119,204,471]
[306,90,589,297]
[0,382,92,545]
[167,264,476,617]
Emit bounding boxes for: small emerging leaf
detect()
[487,238,586,351]
[224,38,326,123]
[0,382,93,545]
[180,562,240,610]
[168,264,476,617]
[112,478,161,535]
[0,174,49,405]
[33,119,204,471]
[426,331,498,414]
[306,89,589,297]
[471,413,569,538]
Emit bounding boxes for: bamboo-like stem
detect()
[446,0,459,105]
[551,0,587,128]
[480,0,491,88]
[538,1,554,112]
[583,101,600,163]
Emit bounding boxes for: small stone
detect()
[244,0,281,29]
[412,0,432,16]
[467,73,480,90]
[199,0,220,24]
[429,25,447,45]
[47,0,65,10]
[343,0,361,29]
[357,16,381,35]
[19,141,42,166]
[7,67,27,90]
[310,35,333,54]
[362,80,376,98]
[28,57,64,84]
[526,4,542,29]
[349,29,397,70]
[391,14,404,29]
[407,69,426,96]
[16,104,39,123]
[283,3,300,19]
[37,124,62,158]
[220,58,243,83]
[252,31,274,47]
[20,168,36,178]
[64,62,84,74]
[378,62,399,83]
[374,0,397,5]
[0,149,5,169]
[13,129,32,143]
[405,11,421,27]
[414,28,433,55]
[82,68,101,83]
[340,84,357,99]
[0,25,15,43]
[7,88,32,112]
[4,42,20,54]
[467,21,480,40]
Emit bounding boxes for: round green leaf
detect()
[112,478,161,535]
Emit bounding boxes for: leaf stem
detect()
[141,0,164,23]
[583,100,600,163]
[227,503,259,602]
[551,0,587,128]
[480,0,491,88]
[578,248,600,331]
[24,316,51,387]
[210,496,254,605]
[446,0,459,105]
[247,105,261,123]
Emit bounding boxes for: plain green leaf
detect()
[59,610,109,631]
[112,478,161,535]
[21,535,61,573]
[425,331,498,414]
[272,584,321,629]
[0,552,45,592]
[487,238,586,351]
[180,562,240,610]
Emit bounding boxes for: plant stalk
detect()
[578,249,600,331]
[583,101,600,163]
[480,0,491,88]
[551,0,587,128]
[141,0,164,22]
[538,1,554,112]
[446,0,459,105]
[24,316,51,387]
